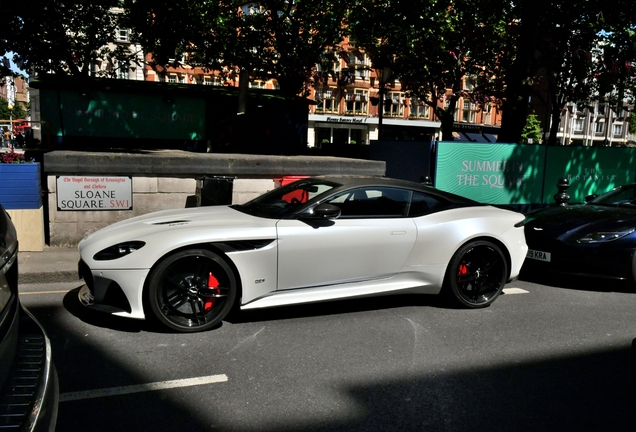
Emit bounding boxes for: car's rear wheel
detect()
[147,249,237,332]
[444,240,508,308]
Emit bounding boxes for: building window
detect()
[595,122,604,134]
[573,118,584,133]
[315,87,340,114]
[597,104,606,117]
[384,92,404,117]
[168,74,177,83]
[615,107,626,120]
[203,75,222,86]
[241,3,264,14]
[482,104,492,124]
[115,64,128,80]
[409,96,430,119]
[463,76,476,91]
[317,57,341,75]
[249,80,266,89]
[613,123,623,137]
[115,29,129,43]
[462,100,476,123]
[348,52,369,81]
[346,89,368,115]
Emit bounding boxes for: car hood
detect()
[524,204,636,241]
[79,206,277,265]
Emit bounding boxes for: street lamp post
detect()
[376,66,391,141]
[7,104,13,142]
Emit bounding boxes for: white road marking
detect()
[60,374,228,402]
[503,288,529,295]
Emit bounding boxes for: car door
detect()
[276,187,417,290]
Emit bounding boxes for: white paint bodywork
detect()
[78,201,527,320]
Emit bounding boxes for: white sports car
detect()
[78,176,528,332]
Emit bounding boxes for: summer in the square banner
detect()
[435,142,546,204]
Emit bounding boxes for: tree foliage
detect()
[1,0,635,143]
[520,113,542,144]
[498,1,636,144]
[0,98,27,122]
[1,0,140,78]
[124,0,349,95]
[348,0,510,141]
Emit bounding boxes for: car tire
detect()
[444,240,508,308]
[147,249,237,332]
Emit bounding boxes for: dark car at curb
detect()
[522,183,636,284]
[0,204,58,431]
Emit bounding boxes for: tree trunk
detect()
[497,3,544,143]
[547,92,564,145]
[437,98,457,142]
[237,69,249,114]
[548,107,562,145]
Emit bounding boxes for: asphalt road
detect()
[19,277,636,432]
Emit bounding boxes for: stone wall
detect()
[43,150,385,246]
[47,176,277,246]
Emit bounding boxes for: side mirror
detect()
[311,203,341,220]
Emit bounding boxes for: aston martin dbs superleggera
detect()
[523,183,636,284]
[78,176,528,332]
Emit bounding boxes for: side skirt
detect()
[240,273,440,310]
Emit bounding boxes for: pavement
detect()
[18,247,81,284]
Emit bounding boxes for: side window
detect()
[281,183,334,205]
[325,187,410,218]
[409,191,449,217]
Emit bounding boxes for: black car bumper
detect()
[0,304,58,432]
[523,234,635,281]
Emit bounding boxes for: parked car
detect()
[0,204,58,431]
[78,176,528,333]
[523,183,636,284]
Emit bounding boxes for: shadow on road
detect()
[24,289,636,431]
[520,270,635,294]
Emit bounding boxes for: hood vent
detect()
[150,220,190,226]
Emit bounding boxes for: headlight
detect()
[577,229,635,244]
[93,241,146,260]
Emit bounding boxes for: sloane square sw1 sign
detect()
[56,176,133,211]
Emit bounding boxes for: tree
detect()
[497,0,636,145]
[1,0,140,77]
[348,0,509,141]
[124,0,350,96]
[0,98,27,122]
[593,6,636,115]
[520,113,542,144]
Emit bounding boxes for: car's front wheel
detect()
[444,240,508,308]
[147,249,237,332]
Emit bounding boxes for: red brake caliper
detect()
[204,273,220,311]
[458,263,468,279]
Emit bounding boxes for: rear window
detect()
[408,191,450,217]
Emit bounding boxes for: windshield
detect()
[233,179,340,218]
[589,184,636,208]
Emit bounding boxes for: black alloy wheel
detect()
[147,249,237,332]
[445,240,508,308]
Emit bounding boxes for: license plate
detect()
[527,249,551,262]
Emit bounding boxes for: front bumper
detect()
[78,259,149,319]
[523,234,635,280]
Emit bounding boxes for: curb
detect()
[20,271,81,285]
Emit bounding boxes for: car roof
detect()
[313,176,479,205]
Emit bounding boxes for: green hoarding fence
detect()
[435,142,636,205]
